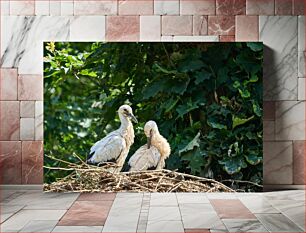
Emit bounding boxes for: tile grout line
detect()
[49,219,59,233]
[255,212,304,232]
[175,193,186,231]
[1,191,25,204]
[136,193,150,232]
[0,200,26,225]
[207,197,230,232]
[103,193,117,229]
[263,197,305,231]
[55,192,78,225]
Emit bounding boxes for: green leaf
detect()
[62,67,69,74]
[252,101,262,117]
[236,52,261,74]
[219,157,246,175]
[232,115,254,129]
[179,132,201,155]
[165,78,190,94]
[142,79,167,99]
[192,121,202,130]
[162,97,180,113]
[217,67,228,85]
[179,59,205,72]
[246,42,263,52]
[194,70,211,85]
[205,131,216,140]
[244,152,262,165]
[245,131,256,140]
[249,74,259,82]
[238,88,251,98]
[79,69,97,77]
[46,42,55,52]
[153,63,177,74]
[181,149,205,174]
[233,81,240,88]
[207,118,227,130]
[228,142,241,157]
[176,100,199,118]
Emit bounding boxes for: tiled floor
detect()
[0,189,304,232]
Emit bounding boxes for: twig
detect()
[221,179,263,188]
[44,166,75,171]
[168,182,182,192]
[72,153,88,166]
[162,169,234,192]
[45,155,76,166]
[154,172,169,191]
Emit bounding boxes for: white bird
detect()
[128,120,171,171]
[87,105,138,172]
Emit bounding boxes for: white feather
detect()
[128,145,160,171]
[128,120,171,171]
[88,105,136,169]
[89,131,125,163]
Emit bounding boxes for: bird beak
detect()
[129,113,138,123]
[147,129,152,149]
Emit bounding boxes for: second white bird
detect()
[128,120,171,171]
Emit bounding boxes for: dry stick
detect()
[72,153,89,166]
[44,166,114,172]
[168,182,183,192]
[173,172,234,192]
[182,181,207,191]
[163,169,217,182]
[162,176,188,184]
[154,172,169,191]
[121,169,163,175]
[128,180,154,192]
[43,166,75,171]
[45,155,77,166]
[158,182,175,187]
[69,183,74,191]
[58,173,75,182]
[221,179,263,188]
[116,176,126,189]
[162,171,233,192]
[207,186,217,193]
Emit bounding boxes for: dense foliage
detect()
[44,42,263,191]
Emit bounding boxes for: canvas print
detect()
[43,42,263,192]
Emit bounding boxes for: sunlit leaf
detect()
[232,115,254,129]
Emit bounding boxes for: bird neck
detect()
[151,131,160,143]
[151,134,170,159]
[118,113,131,131]
[150,134,158,146]
[118,113,134,147]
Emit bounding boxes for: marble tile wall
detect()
[260,16,298,101]
[0,0,305,186]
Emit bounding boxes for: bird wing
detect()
[88,131,125,164]
[89,131,116,154]
[128,145,161,171]
[150,147,161,165]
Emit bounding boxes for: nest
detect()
[44,155,234,193]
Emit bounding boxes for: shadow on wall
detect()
[262,44,297,188]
